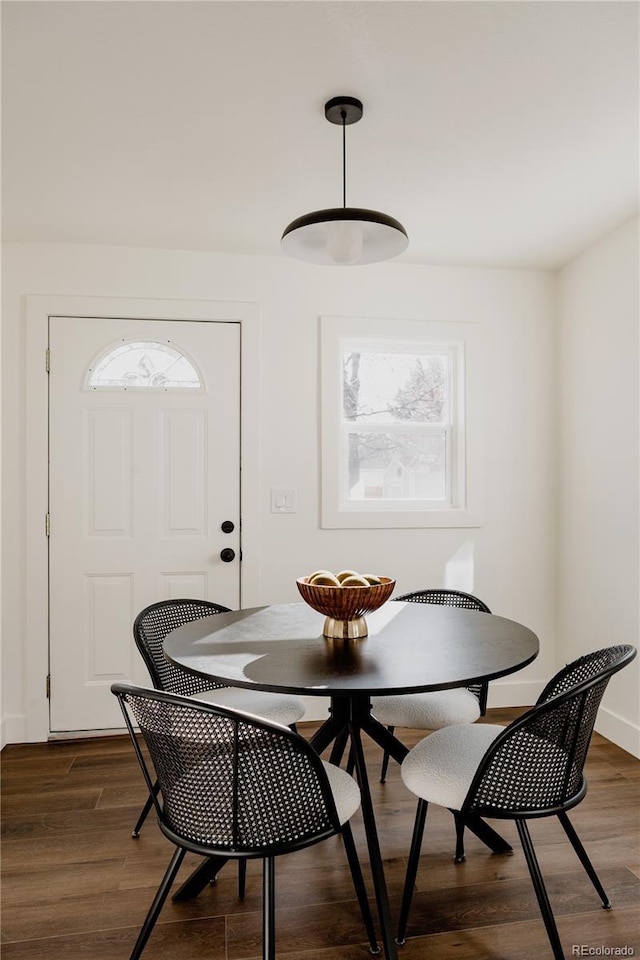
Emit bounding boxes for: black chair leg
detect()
[452,810,466,863]
[238,859,247,900]
[478,682,489,716]
[379,726,395,783]
[341,823,380,954]
[516,819,564,960]
[263,856,276,960]
[132,779,160,837]
[130,847,186,960]
[396,798,428,945]
[346,743,356,777]
[557,811,611,908]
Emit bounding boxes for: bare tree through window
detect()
[342,351,450,501]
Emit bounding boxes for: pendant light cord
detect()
[341,109,347,209]
[281,96,408,263]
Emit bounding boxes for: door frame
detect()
[25,294,262,741]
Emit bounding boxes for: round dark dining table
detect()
[164,600,539,960]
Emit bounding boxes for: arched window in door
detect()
[87,340,203,390]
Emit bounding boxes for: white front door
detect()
[48,315,241,732]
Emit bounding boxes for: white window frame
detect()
[320,315,483,529]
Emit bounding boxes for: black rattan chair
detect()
[372,589,492,783]
[396,644,637,960]
[131,598,306,838]
[113,683,378,960]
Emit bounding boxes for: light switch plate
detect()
[270,488,297,513]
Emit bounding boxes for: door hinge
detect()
[46,674,51,699]
[45,348,50,373]
[45,513,50,537]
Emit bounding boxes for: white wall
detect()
[557,217,640,756]
[2,241,557,744]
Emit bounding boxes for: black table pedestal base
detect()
[312,696,513,853]
[172,856,229,901]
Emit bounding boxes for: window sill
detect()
[320,506,482,529]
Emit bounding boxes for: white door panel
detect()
[48,316,240,732]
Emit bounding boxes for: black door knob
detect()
[220,548,236,563]
[221,520,235,534]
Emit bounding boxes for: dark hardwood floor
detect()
[2,708,639,960]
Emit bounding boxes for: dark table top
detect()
[164,601,539,698]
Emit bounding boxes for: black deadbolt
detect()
[221,520,235,534]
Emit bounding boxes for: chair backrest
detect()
[394,588,491,613]
[462,644,637,819]
[535,645,632,704]
[395,589,491,709]
[112,682,341,856]
[133,598,231,696]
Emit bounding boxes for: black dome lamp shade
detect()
[281,97,409,266]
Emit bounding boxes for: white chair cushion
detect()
[191,686,305,726]
[372,688,481,730]
[323,760,361,825]
[401,723,504,811]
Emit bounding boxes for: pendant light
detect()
[281,96,408,265]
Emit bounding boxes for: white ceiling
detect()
[2,0,638,270]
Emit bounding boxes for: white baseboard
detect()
[0,714,28,750]
[4,693,638,761]
[595,706,640,759]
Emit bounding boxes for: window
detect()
[321,316,482,529]
[87,340,202,391]
[343,347,455,504]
